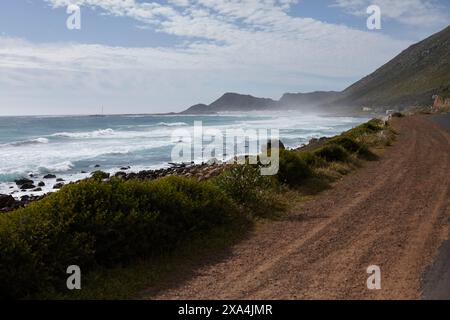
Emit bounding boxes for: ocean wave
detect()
[4,137,49,147]
[51,128,115,138]
[157,122,188,127]
[0,172,25,183]
[37,161,75,173]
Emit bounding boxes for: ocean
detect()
[0,112,369,198]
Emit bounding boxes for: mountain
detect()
[181,93,277,114]
[181,91,339,114]
[333,25,450,108]
[180,25,450,114]
[279,91,340,108]
[181,104,210,114]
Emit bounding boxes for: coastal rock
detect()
[15,178,33,186]
[433,95,450,109]
[21,183,36,190]
[115,171,127,179]
[33,187,42,192]
[56,178,65,182]
[53,183,64,189]
[0,194,16,209]
[206,158,221,165]
[38,181,45,187]
[43,174,56,179]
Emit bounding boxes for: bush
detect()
[214,165,283,218]
[0,176,237,299]
[347,119,384,138]
[328,136,361,153]
[215,165,271,205]
[277,149,313,186]
[91,170,110,180]
[327,136,376,160]
[314,144,349,162]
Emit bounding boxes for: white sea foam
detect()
[4,137,49,147]
[37,161,75,173]
[157,122,188,127]
[51,128,115,138]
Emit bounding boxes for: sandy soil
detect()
[144,115,450,300]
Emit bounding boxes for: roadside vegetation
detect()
[0,118,395,299]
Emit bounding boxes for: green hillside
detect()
[334,25,450,108]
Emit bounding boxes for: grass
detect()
[40,219,251,300]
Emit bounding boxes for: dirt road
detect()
[146,115,450,300]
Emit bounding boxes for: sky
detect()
[0,0,449,115]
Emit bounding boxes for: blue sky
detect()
[0,0,449,115]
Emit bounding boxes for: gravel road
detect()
[144,115,450,300]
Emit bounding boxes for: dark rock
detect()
[20,195,30,202]
[56,178,65,182]
[94,164,101,168]
[38,181,45,187]
[33,187,42,192]
[53,183,64,189]
[43,174,56,179]
[115,171,127,179]
[15,178,33,186]
[120,166,130,170]
[81,171,87,173]
[21,183,36,190]
[0,194,16,209]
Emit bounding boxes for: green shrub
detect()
[314,144,349,162]
[215,165,271,205]
[277,149,313,186]
[214,165,283,218]
[328,136,361,153]
[347,119,384,138]
[327,136,376,160]
[0,176,237,299]
[91,170,110,180]
[298,152,325,168]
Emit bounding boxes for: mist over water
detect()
[0,112,369,198]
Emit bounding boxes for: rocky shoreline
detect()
[0,160,233,213]
[0,138,292,213]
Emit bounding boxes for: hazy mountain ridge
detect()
[181,91,338,114]
[180,25,450,114]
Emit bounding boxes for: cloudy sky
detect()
[0,0,449,115]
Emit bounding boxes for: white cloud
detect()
[333,0,449,28]
[0,0,416,114]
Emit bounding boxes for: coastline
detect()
[0,113,371,210]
